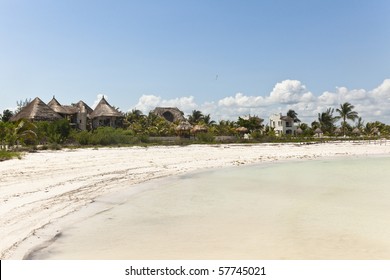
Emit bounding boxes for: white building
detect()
[269,113,297,136]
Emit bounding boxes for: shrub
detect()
[195,132,215,143]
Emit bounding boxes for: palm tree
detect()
[7,120,37,147]
[317,108,337,134]
[286,109,300,123]
[188,110,204,125]
[355,117,364,131]
[202,114,216,126]
[336,102,358,136]
[126,109,144,123]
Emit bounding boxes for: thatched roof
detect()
[175,121,192,131]
[73,100,93,115]
[314,128,323,134]
[334,127,342,135]
[10,97,63,122]
[236,126,248,133]
[191,124,208,133]
[352,128,361,135]
[151,107,186,122]
[90,97,123,119]
[48,96,78,115]
[296,127,303,134]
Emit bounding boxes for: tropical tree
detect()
[6,120,37,147]
[263,125,276,137]
[355,117,365,131]
[126,109,144,123]
[297,123,313,137]
[336,102,359,136]
[215,120,236,136]
[1,109,14,122]
[365,121,386,136]
[188,110,204,125]
[236,115,264,132]
[286,109,300,123]
[317,108,337,134]
[202,114,216,126]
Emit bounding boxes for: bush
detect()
[195,132,215,143]
[72,127,143,146]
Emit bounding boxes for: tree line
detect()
[1,101,389,156]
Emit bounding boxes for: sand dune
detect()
[1,141,390,259]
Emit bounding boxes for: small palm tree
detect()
[286,109,300,123]
[188,110,204,125]
[355,117,364,131]
[202,114,216,126]
[336,102,358,136]
[7,120,37,147]
[318,108,337,134]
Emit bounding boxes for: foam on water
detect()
[30,156,390,259]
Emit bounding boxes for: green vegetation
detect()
[0,150,21,161]
[1,102,390,161]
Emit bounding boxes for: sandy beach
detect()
[1,141,390,259]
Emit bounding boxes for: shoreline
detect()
[1,141,390,259]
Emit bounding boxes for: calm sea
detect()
[29,156,390,259]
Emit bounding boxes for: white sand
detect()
[1,141,390,259]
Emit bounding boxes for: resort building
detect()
[10,96,123,130]
[151,107,186,123]
[89,96,124,129]
[269,113,297,136]
[10,97,63,122]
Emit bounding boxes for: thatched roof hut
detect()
[176,121,192,132]
[89,97,124,129]
[90,97,123,119]
[334,127,342,135]
[10,97,63,122]
[296,127,303,135]
[314,128,323,137]
[236,126,248,133]
[191,124,207,134]
[352,128,361,135]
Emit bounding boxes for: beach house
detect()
[89,96,124,129]
[269,113,297,136]
[10,96,123,130]
[48,97,96,130]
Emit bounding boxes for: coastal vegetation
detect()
[1,101,390,160]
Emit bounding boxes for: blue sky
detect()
[1,0,390,123]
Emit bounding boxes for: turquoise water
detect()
[30,156,390,259]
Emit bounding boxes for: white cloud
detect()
[133,95,197,114]
[218,93,265,108]
[372,79,390,99]
[130,79,390,124]
[268,80,310,104]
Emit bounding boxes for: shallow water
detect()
[30,156,390,259]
